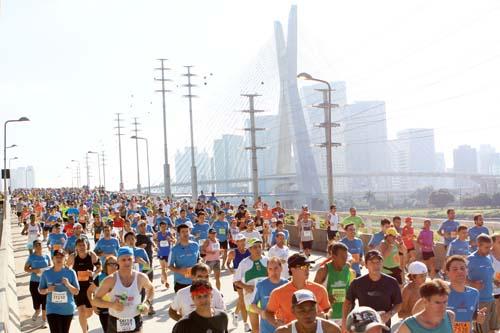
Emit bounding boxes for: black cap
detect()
[208,228,216,234]
[52,249,66,257]
[365,250,383,262]
[288,253,315,268]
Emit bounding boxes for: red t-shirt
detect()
[113,216,125,228]
[63,224,74,237]
[402,225,415,249]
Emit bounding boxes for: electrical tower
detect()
[131,117,142,193]
[155,59,173,198]
[114,113,125,192]
[101,151,106,190]
[241,94,266,203]
[182,65,198,202]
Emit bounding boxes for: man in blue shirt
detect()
[192,211,210,246]
[47,224,67,254]
[251,257,288,333]
[212,210,230,266]
[446,255,485,333]
[467,234,498,333]
[63,223,90,254]
[368,219,391,250]
[94,225,120,259]
[447,225,470,257]
[438,208,460,247]
[340,223,364,276]
[66,202,80,223]
[168,224,200,292]
[271,220,290,246]
[175,209,190,227]
[155,209,172,229]
[468,214,489,252]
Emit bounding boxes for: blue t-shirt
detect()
[468,226,489,251]
[168,241,200,285]
[271,229,290,246]
[187,212,197,222]
[467,252,494,302]
[48,233,67,250]
[39,268,80,315]
[64,234,89,253]
[26,253,51,282]
[157,231,172,257]
[446,239,470,257]
[155,216,172,227]
[66,207,80,222]
[438,220,460,246]
[133,247,150,272]
[212,220,230,242]
[94,237,120,255]
[341,237,364,275]
[447,286,479,332]
[192,223,210,242]
[252,277,288,333]
[175,217,190,227]
[368,231,385,248]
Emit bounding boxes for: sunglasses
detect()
[294,264,310,271]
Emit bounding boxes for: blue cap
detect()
[117,246,134,258]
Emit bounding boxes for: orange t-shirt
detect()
[262,209,273,220]
[266,281,331,324]
[402,226,415,249]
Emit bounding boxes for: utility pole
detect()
[155,59,172,198]
[132,117,141,193]
[313,88,341,206]
[114,113,125,192]
[101,151,106,190]
[241,94,265,203]
[182,65,198,202]
[85,153,90,188]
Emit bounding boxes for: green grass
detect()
[360,208,500,219]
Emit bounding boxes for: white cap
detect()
[408,261,428,275]
[185,221,194,228]
[234,233,246,241]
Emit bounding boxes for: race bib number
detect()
[332,288,346,303]
[159,240,169,248]
[212,242,220,251]
[51,291,68,304]
[256,226,263,231]
[77,271,90,281]
[303,230,312,238]
[117,318,136,332]
[218,228,226,235]
[453,322,470,333]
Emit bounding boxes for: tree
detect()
[429,189,455,208]
[410,186,434,207]
[492,193,500,207]
[363,191,376,210]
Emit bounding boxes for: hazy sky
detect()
[1,0,500,190]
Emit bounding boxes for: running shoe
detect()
[244,322,251,332]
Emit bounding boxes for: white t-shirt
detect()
[170,284,225,318]
[241,230,262,248]
[233,256,268,307]
[327,213,339,231]
[268,245,290,279]
[492,253,500,296]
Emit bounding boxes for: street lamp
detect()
[9,157,18,169]
[87,151,101,189]
[6,144,17,149]
[71,160,81,187]
[3,117,29,225]
[297,72,336,206]
[131,136,151,194]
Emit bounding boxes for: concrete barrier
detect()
[0,202,21,333]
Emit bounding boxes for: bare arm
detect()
[341,299,353,332]
[314,265,327,285]
[168,306,182,321]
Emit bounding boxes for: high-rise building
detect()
[10,166,35,189]
[213,134,248,193]
[300,81,347,194]
[342,101,390,192]
[478,144,496,175]
[393,128,436,190]
[453,145,478,189]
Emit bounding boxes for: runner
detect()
[274,289,340,333]
[314,242,356,327]
[299,211,315,257]
[445,255,485,333]
[38,249,80,333]
[87,255,119,333]
[172,280,228,333]
[417,219,436,278]
[226,233,250,328]
[469,214,489,252]
[271,219,290,246]
[266,253,330,327]
[250,257,288,333]
[202,228,222,290]
[492,233,500,329]
[340,207,364,230]
[24,239,51,327]
[168,223,201,292]
[398,261,428,320]
[93,247,154,333]
[368,219,391,250]
[67,238,100,333]
[123,232,151,278]
[233,238,268,332]
[64,223,90,254]
[169,263,226,321]
[342,250,402,332]
[94,224,121,259]
[340,223,364,277]
[92,214,104,243]
[154,221,174,288]
[437,208,459,248]
[47,223,67,254]
[397,279,455,333]
[380,227,406,285]
[26,213,42,254]
[467,233,498,333]
[212,210,230,267]
[346,306,390,333]
[446,225,470,257]
[401,217,417,266]
[268,231,290,279]
[325,205,340,241]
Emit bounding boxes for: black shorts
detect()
[75,284,92,308]
[43,225,53,232]
[107,315,143,333]
[157,255,169,262]
[219,240,228,250]
[422,251,435,260]
[302,241,313,250]
[384,266,403,285]
[29,281,47,310]
[174,282,190,292]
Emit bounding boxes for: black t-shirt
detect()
[172,310,228,333]
[346,273,402,326]
[136,234,154,259]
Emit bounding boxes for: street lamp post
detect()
[3,117,29,225]
[131,136,151,194]
[297,72,338,206]
[88,151,101,189]
[71,160,81,187]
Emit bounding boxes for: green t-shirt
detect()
[341,216,364,229]
[326,263,355,319]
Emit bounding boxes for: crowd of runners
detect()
[10,188,500,333]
